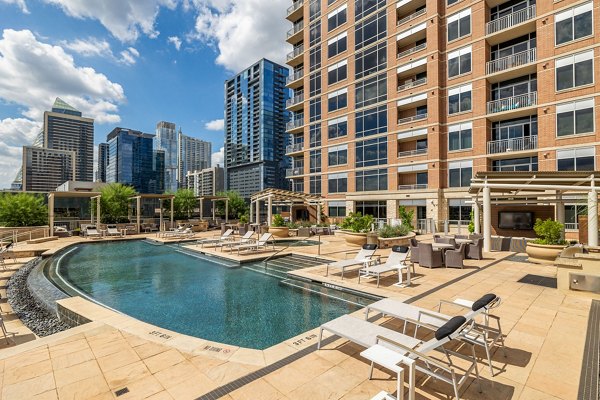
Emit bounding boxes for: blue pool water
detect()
[50,241,362,349]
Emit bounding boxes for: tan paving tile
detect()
[154,361,201,389]
[143,349,186,374]
[2,371,56,399]
[145,391,175,400]
[96,347,140,373]
[3,359,53,386]
[50,348,96,370]
[133,341,171,359]
[102,360,151,389]
[112,374,165,399]
[165,374,219,400]
[54,359,103,388]
[56,375,110,400]
[229,378,285,400]
[31,389,59,400]
[48,338,90,359]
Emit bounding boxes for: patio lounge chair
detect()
[358,246,414,287]
[85,225,102,239]
[318,315,481,400]
[0,243,17,269]
[445,243,466,268]
[326,244,378,280]
[197,229,234,247]
[418,243,443,268]
[0,315,16,344]
[466,238,483,260]
[236,233,275,254]
[106,225,123,237]
[221,231,255,251]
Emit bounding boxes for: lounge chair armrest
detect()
[375,335,450,372]
[437,299,471,313]
[345,250,359,259]
[417,310,450,328]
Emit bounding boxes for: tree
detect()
[398,206,415,230]
[167,189,197,219]
[215,191,248,219]
[0,193,48,227]
[100,183,137,224]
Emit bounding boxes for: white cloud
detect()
[211,146,224,167]
[62,38,139,65]
[119,47,140,65]
[168,36,182,51]
[204,118,224,131]
[44,0,177,42]
[187,0,290,72]
[0,0,29,13]
[0,118,41,188]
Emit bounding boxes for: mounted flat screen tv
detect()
[498,211,534,230]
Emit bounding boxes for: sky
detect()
[0,0,292,188]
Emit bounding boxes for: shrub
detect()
[272,214,286,227]
[468,210,475,234]
[377,224,410,238]
[0,193,47,227]
[340,212,374,233]
[533,218,566,245]
[398,206,414,230]
[238,214,249,224]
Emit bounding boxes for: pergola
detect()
[250,188,324,226]
[48,191,101,236]
[469,171,600,252]
[129,194,175,233]
[197,196,229,223]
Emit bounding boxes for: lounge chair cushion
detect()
[472,293,497,311]
[363,244,377,250]
[392,245,408,253]
[434,316,466,340]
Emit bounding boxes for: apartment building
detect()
[22,147,76,192]
[285,0,600,230]
[178,131,211,189]
[187,166,225,196]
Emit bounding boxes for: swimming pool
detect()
[47,241,368,349]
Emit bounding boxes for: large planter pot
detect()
[377,232,416,249]
[335,230,368,246]
[526,242,566,265]
[269,226,289,238]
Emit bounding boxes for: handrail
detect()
[397,43,426,59]
[398,113,427,124]
[287,68,304,84]
[487,135,537,154]
[0,227,50,245]
[398,148,427,158]
[287,22,304,38]
[287,0,304,16]
[397,8,426,26]
[398,77,427,91]
[487,92,537,114]
[486,48,536,75]
[486,5,536,35]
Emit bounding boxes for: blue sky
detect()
[0,0,290,188]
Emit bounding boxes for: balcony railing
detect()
[286,167,304,176]
[397,43,426,59]
[286,68,304,84]
[398,148,427,158]
[286,117,304,131]
[287,22,304,38]
[486,5,536,35]
[486,48,536,75]
[565,223,578,230]
[398,113,427,124]
[286,93,304,108]
[287,45,304,61]
[286,143,304,153]
[487,92,537,114]
[397,8,426,26]
[398,184,428,190]
[287,0,304,16]
[397,77,427,91]
[487,135,538,154]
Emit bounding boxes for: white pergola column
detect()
[556,191,565,240]
[212,200,216,222]
[225,199,229,223]
[317,203,321,224]
[199,198,203,220]
[96,197,101,226]
[588,190,598,246]
[267,196,273,226]
[483,186,492,252]
[48,194,55,236]
[255,200,260,224]
[289,201,294,223]
[474,201,481,234]
[249,201,253,223]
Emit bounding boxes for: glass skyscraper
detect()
[155,121,178,192]
[224,58,290,198]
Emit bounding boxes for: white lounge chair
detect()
[236,233,274,254]
[106,225,123,237]
[326,244,378,280]
[85,225,102,239]
[358,246,414,287]
[221,231,255,252]
[0,243,17,269]
[0,315,16,344]
[197,229,234,247]
[318,314,480,400]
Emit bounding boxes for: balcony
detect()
[398,184,428,190]
[397,43,426,59]
[487,135,537,154]
[286,117,304,132]
[287,22,304,44]
[398,148,427,158]
[286,167,304,177]
[398,113,427,125]
[486,5,536,44]
[286,0,304,21]
[487,92,537,115]
[397,8,426,26]
[287,45,304,66]
[286,143,304,154]
[286,93,304,110]
[486,48,536,80]
[397,22,427,47]
[286,68,304,88]
[398,77,427,92]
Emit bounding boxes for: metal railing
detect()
[286,117,304,131]
[487,135,537,154]
[0,227,51,246]
[398,113,427,124]
[486,5,536,35]
[398,148,427,158]
[397,77,427,91]
[487,92,537,114]
[286,68,304,84]
[287,22,304,38]
[287,0,304,16]
[397,8,426,26]
[286,167,304,176]
[286,143,305,153]
[398,184,428,190]
[397,43,426,59]
[286,93,304,108]
[287,45,304,61]
[565,223,578,230]
[486,48,536,75]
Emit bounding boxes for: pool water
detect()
[49,241,362,349]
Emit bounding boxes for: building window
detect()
[557,98,594,137]
[328,144,348,166]
[355,10,386,50]
[309,98,321,122]
[356,169,388,192]
[355,0,386,21]
[328,60,348,85]
[557,147,595,171]
[355,73,387,109]
[309,149,322,173]
[448,122,472,151]
[328,4,347,31]
[565,205,587,230]
[490,33,536,62]
[355,41,386,79]
[356,137,387,168]
[328,32,347,58]
[328,116,348,139]
[492,156,538,172]
[309,20,321,47]
[309,71,321,97]
[356,200,387,219]
[328,172,348,193]
[356,105,387,137]
[491,74,536,101]
[448,45,471,78]
[448,83,471,114]
[447,8,471,42]
[448,199,471,222]
[292,179,304,192]
[447,0,460,5]
[328,88,348,112]
[448,160,472,187]
[492,116,537,141]
[555,50,594,91]
[309,176,321,195]
[555,2,593,46]
[328,202,346,217]
[309,124,321,147]
[310,46,321,71]
[309,0,321,21]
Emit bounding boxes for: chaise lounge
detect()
[326,244,378,280]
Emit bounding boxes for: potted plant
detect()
[526,218,567,264]
[377,224,416,248]
[336,212,374,245]
[269,214,289,238]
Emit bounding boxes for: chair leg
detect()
[369,361,374,379]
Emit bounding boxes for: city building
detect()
[187,165,225,197]
[97,143,109,183]
[155,121,179,192]
[224,58,291,198]
[284,0,600,233]
[22,146,75,192]
[178,130,211,188]
[104,128,165,194]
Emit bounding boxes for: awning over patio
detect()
[250,188,324,226]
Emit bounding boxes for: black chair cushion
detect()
[362,244,378,250]
[435,316,467,340]
[472,293,497,311]
[392,245,409,253]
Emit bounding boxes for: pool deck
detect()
[0,231,598,399]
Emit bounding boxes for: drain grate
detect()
[115,388,129,397]
[517,274,557,289]
[578,300,600,400]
